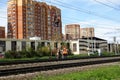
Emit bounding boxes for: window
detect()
[27,7,31,10]
[73,43,77,52]
[27,17,31,21]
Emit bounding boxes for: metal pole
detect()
[91,36,93,53]
[94,39,95,52]
[87,36,90,56]
[113,36,117,55]
[117,42,119,54]
[90,31,93,53]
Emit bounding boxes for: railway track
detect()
[0,56,120,76]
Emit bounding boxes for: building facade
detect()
[7,0,62,40]
[80,27,94,38]
[0,38,65,52]
[70,37,108,55]
[65,24,80,40]
[108,43,120,54]
[0,27,5,38]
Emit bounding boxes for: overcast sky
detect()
[0,0,120,42]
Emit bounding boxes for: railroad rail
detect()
[0,56,120,76]
[0,55,120,66]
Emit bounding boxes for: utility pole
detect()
[113,36,117,55]
[87,31,90,56]
[94,39,96,52]
[90,30,93,53]
[87,37,90,56]
[117,41,119,54]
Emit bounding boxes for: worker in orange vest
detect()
[62,47,68,59]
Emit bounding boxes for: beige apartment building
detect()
[65,24,95,40]
[65,24,80,40]
[7,0,62,40]
[80,27,95,38]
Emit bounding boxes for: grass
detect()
[33,65,120,80]
[0,52,117,62]
[0,54,87,62]
[0,54,89,62]
[68,53,88,58]
[0,56,53,62]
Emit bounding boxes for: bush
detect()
[4,46,52,59]
[5,50,14,58]
[5,48,38,59]
[37,46,51,57]
[42,46,50,56]
[67,48,73,55]
[101,52,115,56]
[26,48,37,58]
[90,52,98,57]
[5,50,21,59]
[18,50,27,58]
[51,48,57,56]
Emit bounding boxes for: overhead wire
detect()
[46,0,120,23]
[94,0,120,11]
[0,2,120,27]
[49,1,120,29]
[105,0,117,5]
[0,11,111,29]
[50,0,120,35]
[0,1,120,36]
[0,1,120,25]
[106,0,114,4]
[105,0,120,10]
[1,14,120,31]
[1,0,120,23]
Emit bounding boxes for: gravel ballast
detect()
[0,62,120,80]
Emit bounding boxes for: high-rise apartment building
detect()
[7,0,62,40]
[65,24,95,40]
[65,24,80,40]
[0,26,5,38]
[80,27,94,38]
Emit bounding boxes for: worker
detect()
[62,47,68,59]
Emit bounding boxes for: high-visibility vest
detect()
[63,48,67,54]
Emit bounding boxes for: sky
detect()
[0,0,120,43]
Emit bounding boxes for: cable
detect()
[106,0,120,10]
[48,0,120,33]
[0,1,120,34]
[1,15,120,30]
[106,0,114,4]
[51,0,120,32]
[0,1,120,26]
[0,2,118,41]
[46,0,120,23]
[106,0,116,5]
[1,1,120,23]
[94,0,120,11]
[0,7,120,29]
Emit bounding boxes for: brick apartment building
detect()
[7,0,62,40]
[65,24,94,40]
[0,27,5,38]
